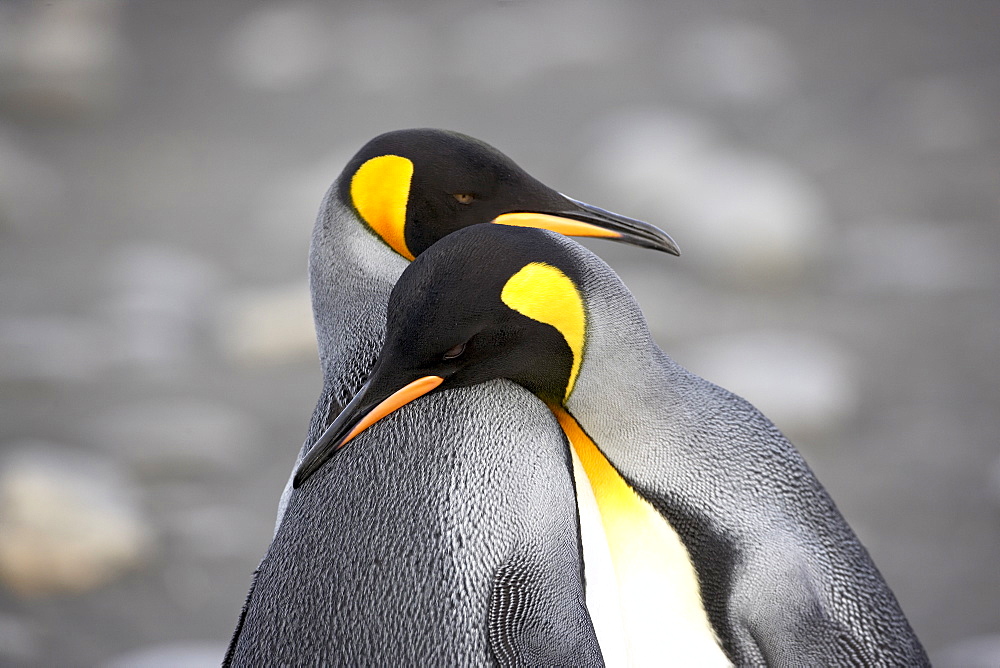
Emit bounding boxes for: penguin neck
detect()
[550,404,730,666]
[563,263,686,459]
[309,181,409,396]
[565,256,697,467]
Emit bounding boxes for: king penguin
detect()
[225,129,680,666]
[296,224,930,666]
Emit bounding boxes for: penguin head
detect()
[294,225,594,488]
[381,223,584,404]
[338,128,680,260]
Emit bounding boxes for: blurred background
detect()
[0,1,997,665]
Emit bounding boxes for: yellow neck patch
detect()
[551,405,727,665]
[350,155,415,260]
[500,262,585,402]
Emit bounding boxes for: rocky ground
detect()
[0,1,997,666]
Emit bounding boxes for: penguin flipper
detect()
[732,535,928,667]
[744,576,873,667]
[488,548,604,668]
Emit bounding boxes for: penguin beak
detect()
[292,375,444,488]
[492,195,681,256]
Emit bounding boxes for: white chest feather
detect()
[556,408,731,667]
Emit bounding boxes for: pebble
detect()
[582,110,829,280]
[85,401,259,477]
[216,282,316,365]
[679,330,858,437]
[103,641,225,668]
[0,443,153,596]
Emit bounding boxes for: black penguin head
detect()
[381,224,583,404]
[294,225,587,488]
[337,128,680,259]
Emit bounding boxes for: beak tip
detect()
[556,195,683,257]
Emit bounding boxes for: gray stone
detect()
[0,442,153,596]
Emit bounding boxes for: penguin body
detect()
[302,224,929,666]
[562,242,928,665]
[226,382,601,666]
[228,129,679,665]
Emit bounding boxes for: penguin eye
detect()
[453,193,475,205]
[442,342,466,360]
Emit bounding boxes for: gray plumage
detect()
[537,230,929,666]
[226,382,601,666]
[225,183,602,665]
[366,225,930,667]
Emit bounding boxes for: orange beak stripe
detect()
[339,375,445,448]
[492,212,623,239]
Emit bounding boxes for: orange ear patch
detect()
[350,155,415,260]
